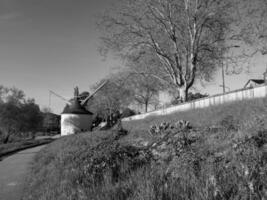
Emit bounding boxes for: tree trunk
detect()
[145,101,148,113]
[179,87,188,102]
[3,133,10,144]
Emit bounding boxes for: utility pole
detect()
[221,60,226,93]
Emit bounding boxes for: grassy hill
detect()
[23,98,267,200]
[123,97,267,132]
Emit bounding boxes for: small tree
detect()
[131,75,160,112]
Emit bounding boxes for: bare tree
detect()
[99,0,233,101]
[87,75,132,121]
[122,53,165,112]
[127,73,162,113]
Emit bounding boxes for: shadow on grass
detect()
[0,138,56,161]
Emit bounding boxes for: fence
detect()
[122,84,267,121]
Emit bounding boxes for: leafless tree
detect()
[126,73,162,113]
[87,75,132,120]
[99,0,234,101]
[122,53,165,112]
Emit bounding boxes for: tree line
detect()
[0,85,43,143]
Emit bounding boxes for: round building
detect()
[61,98,93,136]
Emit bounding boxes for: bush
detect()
[219,115,240,131]
[121,108,136,118]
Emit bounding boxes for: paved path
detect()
[0,145,45,200]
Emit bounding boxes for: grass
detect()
[0,138,54,160]
[23,98,267,200]
[123,97,267,136]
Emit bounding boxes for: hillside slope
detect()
[23,98,267,200]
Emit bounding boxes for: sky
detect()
[0,0,266,114]
[0,0,121,114]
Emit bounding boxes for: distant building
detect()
[244,79,265,88]
[244,69,267,88]
[42,112,60,133]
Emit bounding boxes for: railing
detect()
[122,84,267,121]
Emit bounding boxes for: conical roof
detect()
[62,98,93,115]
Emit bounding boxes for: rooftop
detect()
[62,98,93,115]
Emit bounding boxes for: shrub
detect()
[121,108,136,118]
[219,115,240,131]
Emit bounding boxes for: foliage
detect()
[187,92,209,101]
[171,92,209,105]
[41,106,52,113]
[0,86,43,143]
[42,112,60,133]
[0,85,25,105]
[219,115,240,131]
[121,108,136,118]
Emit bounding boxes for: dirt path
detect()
[0,145,45,200]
